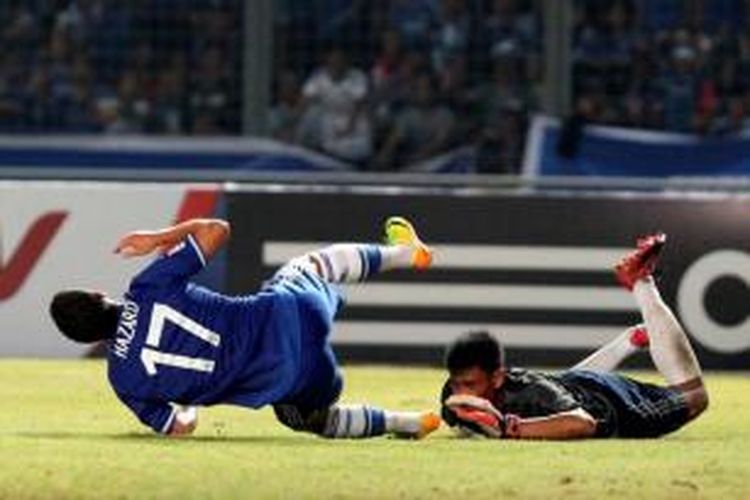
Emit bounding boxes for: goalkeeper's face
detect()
[449,366,504,400]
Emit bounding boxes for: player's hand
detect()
[444,394,504,439]
[168,406,197,437]
[114,231,165,258]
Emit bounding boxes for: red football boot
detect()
[614,232,667,290]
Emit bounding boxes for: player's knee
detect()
[688,387,709,418]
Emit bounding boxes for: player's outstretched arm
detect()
[445,395,597,440]
[505,408,597,440]
[115,218,230,260]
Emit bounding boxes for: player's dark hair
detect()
[445,330,505,374]
[49,290,120,343]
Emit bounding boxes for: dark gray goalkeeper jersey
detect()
[441,368,690,438]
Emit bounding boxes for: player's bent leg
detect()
[615,235,704,387]
[273,404,330,434]
[275,216,433,287]
[633,277,704,386]
[273,403,440,439]
[572,324,649,372]
[320,404,440,439]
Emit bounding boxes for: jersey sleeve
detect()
[129,234,206,292]
[115,391,177,434]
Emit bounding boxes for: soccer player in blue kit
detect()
[50,217,441,439]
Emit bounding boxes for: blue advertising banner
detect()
[0,136,475,175]
[0,136,350,172]
[524,115,750,178]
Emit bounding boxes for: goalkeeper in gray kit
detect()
[441,233,709,439]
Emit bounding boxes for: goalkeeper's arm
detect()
[503,408,596,440]
[445,395,597,440]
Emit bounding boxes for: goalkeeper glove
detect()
[444,394,520,439]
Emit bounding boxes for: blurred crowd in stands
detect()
[3,0,750,172]
[273,0,541,172]
[274,0,750,171]
[0,0,241,136]
[573,0,750,136]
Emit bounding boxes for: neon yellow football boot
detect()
[384,216,434,271]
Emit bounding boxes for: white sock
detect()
[321,404,426,438]
[306,244,413,284]
[573,327,640,372]
[379,245,415,271]
[632,277,702,385]
[384,410,425,435]
[322,404,386,438]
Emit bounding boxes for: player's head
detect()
[445,330,505,399]
[49,289,121,343]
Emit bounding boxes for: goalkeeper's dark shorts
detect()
[560,371,691,438]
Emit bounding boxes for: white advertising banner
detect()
[0,181,219,357]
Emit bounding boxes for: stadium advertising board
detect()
[525,114,750,178]
[227,188,750,369]
[0,182,221,357]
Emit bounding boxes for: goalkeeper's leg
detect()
[572,324,649,372]
[615,235,708,419]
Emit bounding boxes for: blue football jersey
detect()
[107,235,313,433]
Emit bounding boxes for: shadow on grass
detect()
[11,431,337,447]
[13,431,721,447]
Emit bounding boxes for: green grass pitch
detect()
[1,361,748,499]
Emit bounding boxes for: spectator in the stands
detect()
[269,69,305,143]
[0,52,27,130]
[431,0,472,74]
[475,110,525,174]
[370,48,429,151]
[659,42,700,132]
[388,0,438,50]
[618,38,663,128]
[374,72,455,170]
[2,2,40,64]
[738,89,750,131]
[104,70,149,134]
[299,44,372,164]
[471,56,531,174]
[187,46,238,134]
[63,57,102,132]
[371,29,404,90]
[436,53,470,132]
[475,49,535,117]
[147,57,187,134]
[22,66,66,132]
[482,0,539,62]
